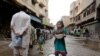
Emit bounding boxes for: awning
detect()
[30,15,41,23]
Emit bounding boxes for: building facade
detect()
[61,16,72,27]
[70,1,77,23]
[0,0,49,38]
[16,0,46,20]
[42,0,50,26]
[15,0,53,29]
[70,1,76,16]
[70,0,100,38]
[70,0,95,24]
[96,0,100,19]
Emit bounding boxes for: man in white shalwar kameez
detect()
[10,10,31,56]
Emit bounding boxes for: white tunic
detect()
[10,11,31,48]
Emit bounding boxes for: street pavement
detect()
[0,35,100,56]
[0,41,13,56]
[43,35,100,56]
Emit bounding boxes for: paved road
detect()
[43,35,100,56]
[0,41,13,56]
[0,35,100,56]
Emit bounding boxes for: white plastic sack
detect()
[55,34,64,39]
[9,42,14,49]
[9,37,22,49]
[9,36,22,48]
[14,37,22,47]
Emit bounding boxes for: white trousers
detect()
[13,47,29,56]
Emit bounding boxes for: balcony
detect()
[76,12,96,25]
[74,1,96,25]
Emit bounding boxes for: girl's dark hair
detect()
[57,21,64,28]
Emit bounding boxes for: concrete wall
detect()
[70,0,96,24]
[70,0,100,39]
[70,1,77,11]
[77,0,94,14]
[96,0,100,8]
[42,0,50,25]
[70,0,94,16]
[70,1,78,17]
[16,0,51,27]
[61,16,72,27]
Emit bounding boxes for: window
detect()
[75,17,77,22]
[87,9,90,15]
[83,12,86,17]
[39,3,45,8]
[32,0,38,5]
[77,15,80,21]
[70,18,73,22]
[70,11,73,15]
[72,17,75,22]
[91,4,95,12]
[45,9,47,12]
[75,6,78,13]
[39,14,44,19]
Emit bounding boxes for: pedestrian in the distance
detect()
[53,21,67,56]
[29,25,35,48]
[84,28,90,44]
[36,29,44,54]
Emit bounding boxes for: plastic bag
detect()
[14,37,22,47]
[55,34,64,39]
[9,42,14,49]
[10,36,22,47]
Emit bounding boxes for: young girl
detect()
[53,21,67,56]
